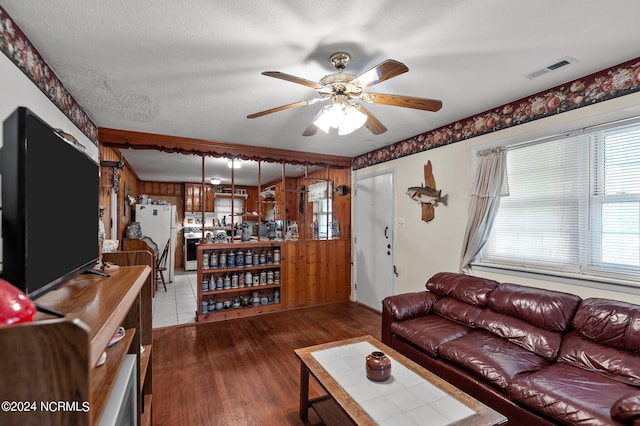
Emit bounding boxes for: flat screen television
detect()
[1,107,100,300]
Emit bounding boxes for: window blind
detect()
[479,120,640,283]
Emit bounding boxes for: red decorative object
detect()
[366,351,392,382]
[0,279,37,327]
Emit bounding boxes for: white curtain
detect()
[307,181,333,202]
[460,148,509,273]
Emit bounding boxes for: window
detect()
[478,120,640,283]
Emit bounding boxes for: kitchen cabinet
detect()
[196,242,283,322]
[184,183,214,212]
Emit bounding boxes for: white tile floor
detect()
[152,269,198,328]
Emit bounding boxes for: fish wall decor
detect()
[406,160,447,222]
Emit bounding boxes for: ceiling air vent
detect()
[525,57,578,80]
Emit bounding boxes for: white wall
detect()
[0,53,98,266]
[353,91,640,305]
[0,53,97,160]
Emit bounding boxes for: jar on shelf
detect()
[202,252,209,269]
[245,271,253,288]
[252,274,260,287]
[215,299,224,311]
[274,270,280,283]
[202,278,209,292]
[274,289,280,303]
[219,252,227,268]
[245,249,253,266]
[274,248,281,264]
[231,273,239,288]
[208,299,215,313]
[267,270,274,284]
[259,252,266,265]
[260,271,267,285]
[209,251,218,269]
[239,273,245,288]
[228,251,235,268]
[223,275,231,289]
[236,250,244,267]
[216,276,223,290]
[266,250,273,264]
[251,291,260,306]
[202,301,208,314]
[125,221,142,239]
[253,252,259,266]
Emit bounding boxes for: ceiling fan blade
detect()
[247,98,326,119]
[261,71,326,90]
[302,107,328,136]
[357,105,387,135]
[362,92,442,111]
[350,60,409,89]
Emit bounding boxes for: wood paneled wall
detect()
[282,239,351,307]
[99,146,139,241]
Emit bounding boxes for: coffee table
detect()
[295,335,507,425]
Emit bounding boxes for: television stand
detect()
[0,265,152,425]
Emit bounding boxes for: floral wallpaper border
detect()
[353,57,640,170]
[0,6,98,144]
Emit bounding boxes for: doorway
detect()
[353,170,395,311]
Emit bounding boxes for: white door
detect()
[354,171,395,311]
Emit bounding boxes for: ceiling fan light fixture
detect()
[313,101,367,135]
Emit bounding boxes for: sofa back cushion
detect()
[476,283,582,360]
[486,283,582,332]
[433,297,484,327]
[572,298,640,351]
[426,272,499,306]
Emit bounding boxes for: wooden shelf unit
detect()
[0,265,152,426]
[196,241,283,323]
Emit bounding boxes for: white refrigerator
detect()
[135,204,177,282]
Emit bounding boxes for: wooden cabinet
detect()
[0,265,152,426]
[196,242,283,322]
[185,183,204,212]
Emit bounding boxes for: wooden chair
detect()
[156,239,170,291]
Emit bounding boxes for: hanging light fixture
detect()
[313,96,367,136]
[227,159,242,169]
[210,177,221,185]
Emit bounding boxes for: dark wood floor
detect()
[152,301,381,425]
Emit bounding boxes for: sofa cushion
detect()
[433,297,484,327]
[426,272,499,306]
[390,315,472,358]
[476,308,563,360]
[573,298,640,351]
[382,291,439,321]
[611,391,640,423]
[508,363,632,426]
[486,283,581,332]
[559,331,640,386]
[438,330,549,390]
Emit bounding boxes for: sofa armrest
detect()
[381,291,438,345]
[611,391,640,424]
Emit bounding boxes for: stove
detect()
[183,227,202,271]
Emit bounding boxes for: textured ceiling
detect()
[2,0,640,181]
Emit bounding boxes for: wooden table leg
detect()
[299,361,310,421]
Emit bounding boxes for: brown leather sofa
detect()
[382,272,640,425]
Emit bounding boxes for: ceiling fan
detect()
[247,52,442,136]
